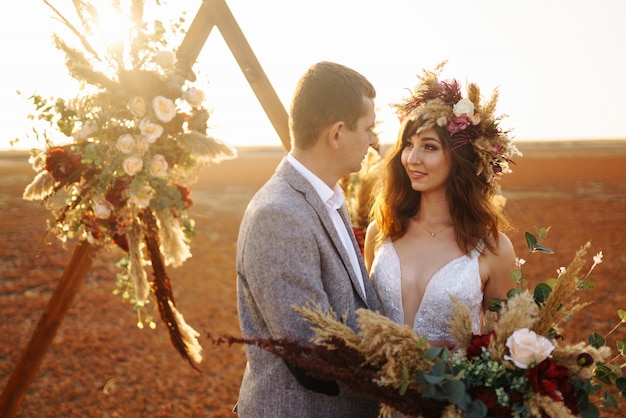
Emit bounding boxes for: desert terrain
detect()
[1,140,626,417]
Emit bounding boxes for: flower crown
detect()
[393,61,522,190]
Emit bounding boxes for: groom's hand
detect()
[285,362,340,396]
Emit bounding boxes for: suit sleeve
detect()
[238,202,340,394]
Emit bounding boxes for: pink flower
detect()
[447,114,471,135]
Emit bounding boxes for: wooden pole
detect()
[176,0,291,151]
[0,241,97,418]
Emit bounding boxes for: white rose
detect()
[116,134,136,154]
[130,186,152,209]
[453,98,475,117]
[183,87,205,108]
[154,50,177,69]
[128,96,147,118]
[122,155,143,176]
[504,328,554,369]
[139,118,163,143]
[149,154,168,177]
[132,137,149,156]
[152,96,177,123]
[93,198,113,219]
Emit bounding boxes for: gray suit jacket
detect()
[236,157,381,417]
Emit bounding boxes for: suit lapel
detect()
[337,204,381,311]
[276,159,374,308]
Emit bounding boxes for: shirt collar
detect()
[286,153,344,210]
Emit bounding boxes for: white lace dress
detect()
[371,240,484,345]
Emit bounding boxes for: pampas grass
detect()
[293,302,361,350]
[526,393,578,418]
[531,242,592,338]
[490,290,539,363]
[356,308,431,388]
[447,296,474,349]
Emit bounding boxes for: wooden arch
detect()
[178,0,291,151]
[0,2,289,416]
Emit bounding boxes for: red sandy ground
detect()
[1,141,626,417]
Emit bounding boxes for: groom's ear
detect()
[326,121,344,150]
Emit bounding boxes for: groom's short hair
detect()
[289,61,376,150]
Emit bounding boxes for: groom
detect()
[235,61,381,417]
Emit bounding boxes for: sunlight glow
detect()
[1,0,625,151]
[95,7,132,49]
[93,5,134,69]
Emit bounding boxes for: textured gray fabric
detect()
[235,158,381,417]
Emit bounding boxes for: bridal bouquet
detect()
[236,229,625,417]
[21,0,236,367]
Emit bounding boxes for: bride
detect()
[364,63,520,347]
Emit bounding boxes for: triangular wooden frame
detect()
[178,0,290,151]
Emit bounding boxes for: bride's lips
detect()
[407,169,426,179]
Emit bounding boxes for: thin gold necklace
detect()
[416,221,452,237]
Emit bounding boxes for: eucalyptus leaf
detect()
[578,400,600,418]
[533,283,552,304]
[593,364,614,385]
[602,391,618,408]
[616,377,626,395]
[423,373,445,384]
[509,269,522,281]
[466,399,488,418]
[441,380,465,404]
[425,347,444,361]
[507,288,524,299]
[532,244,554,254]
[524,231,537,250]
[588,332,606,348]
[429,360,445,376]
[488,297,503,313]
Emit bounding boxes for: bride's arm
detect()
[363,221,378,272]
[482,231,517,311]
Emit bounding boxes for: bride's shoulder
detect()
[481,231,516,270]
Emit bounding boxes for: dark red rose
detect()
[106,177,130,209]
[46,147,72,181]
[176,185,193,210]
[509,390,524,404]
[69,153,87,172]
[490,405,513,418]
[468,386,497,409]
[527,359,579,415]
[467,331,495,359]
[45,147,87,183]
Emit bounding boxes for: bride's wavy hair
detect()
[372,117,510,255]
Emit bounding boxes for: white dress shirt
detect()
[286,154,366,296]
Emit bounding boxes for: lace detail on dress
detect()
[371,240,483,344]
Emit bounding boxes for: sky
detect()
[2,0,626,150]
